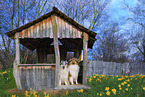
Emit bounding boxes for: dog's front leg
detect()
[75,79,78,84]
[69,77,74,85]
[59,79,61,86]
[64,81,68,85]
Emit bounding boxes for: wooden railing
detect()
[18,64,56,66]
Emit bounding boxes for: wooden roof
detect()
[6,7,96,39]
[5,7,97,50]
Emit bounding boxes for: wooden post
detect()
[83,32,89,85]
[51,15,60,87]
[14,33,22,90]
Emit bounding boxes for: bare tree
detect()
[89,22,128,62]
[123,0,145,62]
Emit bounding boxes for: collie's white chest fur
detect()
[68,65,80,81]
[60,68,68,85]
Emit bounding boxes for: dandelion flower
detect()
[106,91,110,95]
[118,84,121,87]
[125,88,128,91]
[105,87,109,91]
[124,81,127,84]
[100,93,102,96]
[143,87,145,90]
[118,78,122,81]
[44,92,46,95]
[77,89,83,93]
[121,83,124,85]
[112,88,116,95]
[119,88,122,90]
[97,93,99,95]
[127,84,130,87]
[66,91,68,95]
[12,95,16,97]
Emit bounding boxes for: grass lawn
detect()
[0,69,145,97]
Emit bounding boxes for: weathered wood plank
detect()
[83,32,88,85]
[39,21,43,38]
[46,69,51,89]
[46,18,50,37]
[51,15,60,87]
[35,66,39,90]
[27,28,31,38]
[29,68,34,90]
[22,30,25,38]
[49,20,53,38]
[51,70,55,88]
[61,19,65,38]
[30,25,34,38]
[55,16,60,38]
[26,68,30,90]
[32,67,36,90]
[36,24,40,38]
[14,33,22,90]
[18,64,56,66]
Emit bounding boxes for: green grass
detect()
[0,69,16,97]
[0,69,145,97]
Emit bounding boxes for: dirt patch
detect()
[7,88,73,96]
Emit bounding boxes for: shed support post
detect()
[83,32,89,85]
[51,15,60,87]
[14,33,22,90]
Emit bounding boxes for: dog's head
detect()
[60,60,68,70]
[68,58,78,65]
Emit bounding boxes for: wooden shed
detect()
[6,7,97,90]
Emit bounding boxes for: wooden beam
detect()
[83,32,89,85]
[14,33,22,90]
[51,15,60,87]
[18,64,56,66]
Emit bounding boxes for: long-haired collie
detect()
[59,60,69,85]
[68,58,80,85]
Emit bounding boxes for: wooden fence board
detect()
[87,60,145,76]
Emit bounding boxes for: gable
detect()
[17,15,82,39]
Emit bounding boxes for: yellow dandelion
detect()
[118,78,122,81]
[106,91,110,95]
[97,93,99,95]
[119,88,122,90]
[44,94,49,97]
[118,84,121,87]
[127,84,130,87]
[100,93,102,96]
[93,76,96,78]
[125,88,128,91]
[124,81,127,84]
[121,83,124,85]
[116,75,118,77]
[131,88,133,90]
[34,95,37,97]
[105,87,109,91]
[66,91,68,95]
[143,87,145,90]
[44,92,46,95]
[12,95,16,97]
[126,79,130,82]
[77,89,83,93]
[7,78,8,80]
[112,88,116,95]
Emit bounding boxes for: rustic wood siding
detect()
[18,16,82,39]
[20,66,55,90]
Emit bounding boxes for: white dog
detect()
[59,60,69,85]
[68,58,80,85]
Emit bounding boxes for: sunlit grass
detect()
[0,69,145,97]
